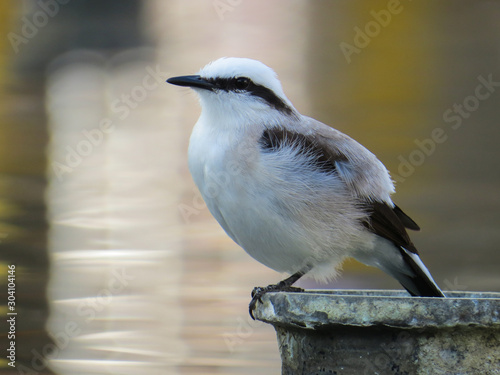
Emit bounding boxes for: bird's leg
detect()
[249,270,306,319]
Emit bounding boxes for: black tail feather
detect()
[398,248,445,297]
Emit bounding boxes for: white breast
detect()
[187,117,373,279]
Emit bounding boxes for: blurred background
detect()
[0,0,499,374]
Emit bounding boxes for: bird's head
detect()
[167,57,297,123]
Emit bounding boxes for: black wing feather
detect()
[393,204,420,231]
[362,201,419,254]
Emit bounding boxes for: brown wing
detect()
[260,127,421,255]
[259,127,348,173]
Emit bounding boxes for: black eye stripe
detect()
[206,77,294,115]
[206,77,250,91]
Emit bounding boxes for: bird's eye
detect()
[234,77,250,90]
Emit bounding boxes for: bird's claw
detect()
[249,284,304,320]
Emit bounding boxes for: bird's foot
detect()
[249,282,304,320]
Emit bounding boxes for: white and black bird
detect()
[167,57,444,317]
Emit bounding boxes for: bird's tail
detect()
[395,247,445,297]
[354,242,445,297]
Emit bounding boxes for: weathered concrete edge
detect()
[253,289,500,330]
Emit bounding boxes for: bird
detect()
[167,57,445,318]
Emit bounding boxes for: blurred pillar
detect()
[40,1,186,374]
[45,49,186,375]
[307,0,438,180]
[0,2,53,373]
[306,1,439,284]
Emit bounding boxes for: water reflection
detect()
[45,49,187,374]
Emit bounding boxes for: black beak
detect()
[166,75,214,91]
